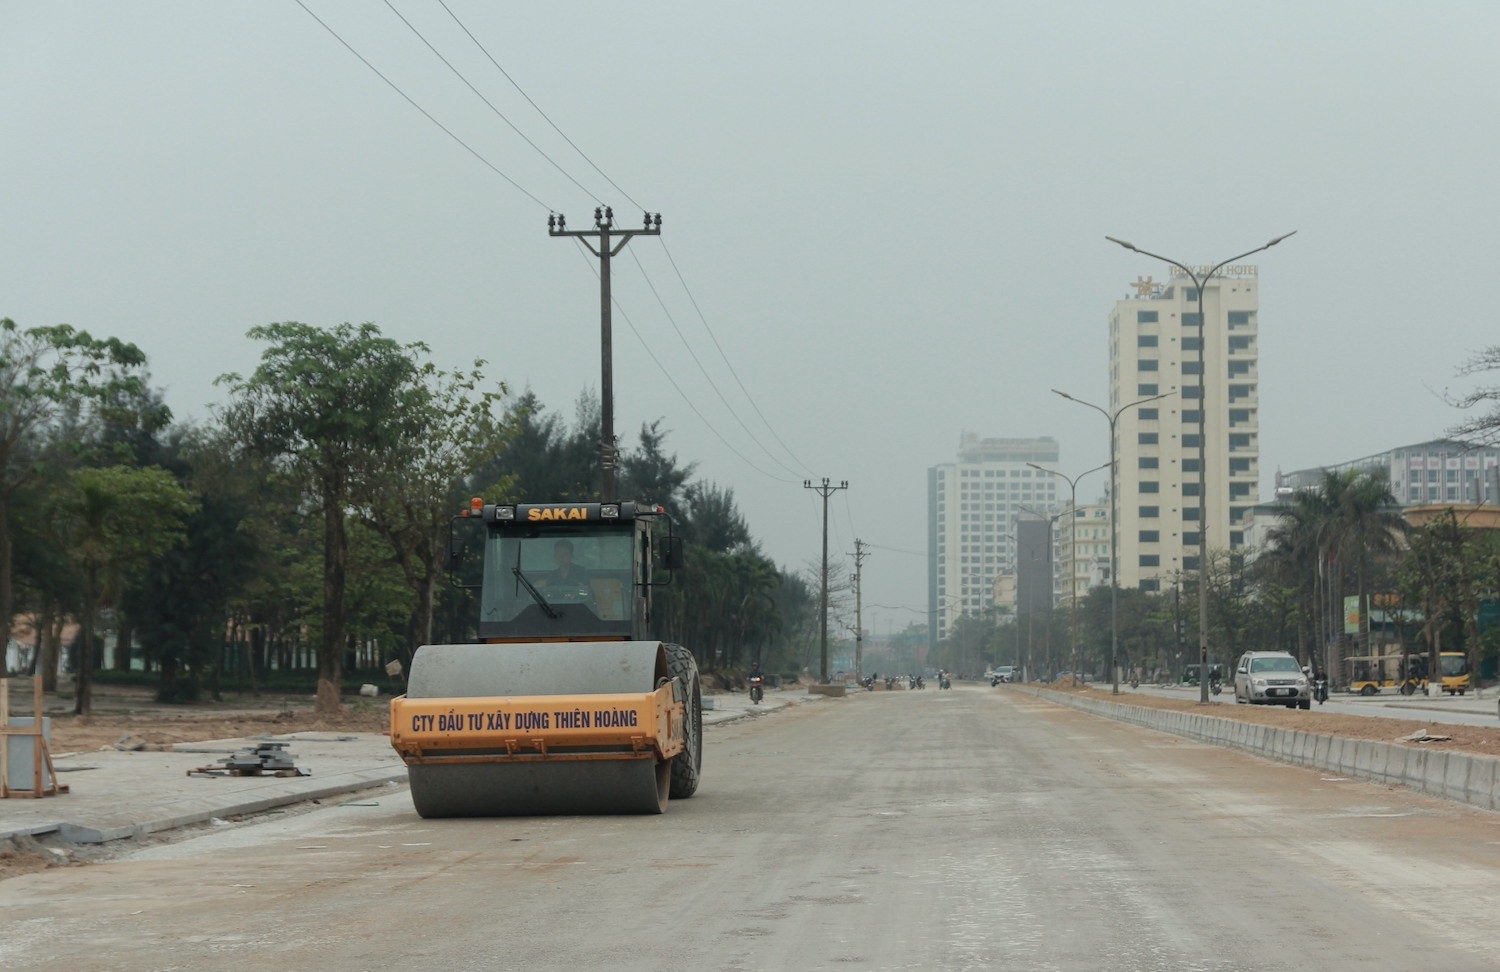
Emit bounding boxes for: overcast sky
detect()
[5,2,1497,636]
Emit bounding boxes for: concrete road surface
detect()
[3,685,1499,972]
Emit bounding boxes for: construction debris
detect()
[187,741,311,778]
[1401,728,1452,743]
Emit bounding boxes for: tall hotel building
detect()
[1109,268,1260,591]
[927,434,1059,646]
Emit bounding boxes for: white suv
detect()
[990,666,1015,685]
[1233,651,1311,709]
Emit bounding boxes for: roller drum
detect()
[403,641,672,817]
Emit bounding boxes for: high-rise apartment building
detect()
[1058,500,1111,605]
[1108,268,1260,591]
[928,434,1059,645]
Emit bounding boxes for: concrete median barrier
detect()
[1011,686,1500,814]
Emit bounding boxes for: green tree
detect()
[360,363,508,657]
[0,318,154,639]
[219,321,437,714]
[54,465,197,714]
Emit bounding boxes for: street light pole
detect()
[1106,232,1295,703]
[1028,461,1110,692]
[1053,389,1171,694]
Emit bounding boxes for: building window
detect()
[1139,555,1160,567]
[1182,386,1202,399]
[1139,506,1159,518]
[1228,336,1252,352]
[1139,530,1159,542]
[1138,383,1158,396]
[1229,433,1252,450]
[1182,361,1202,376]
[1141,579,1161,592]
[1183,556,1200,572]
[1183,434,1201,448]
[1138,358,1159,372]
[1230,530,1245,547]
[1182,311,1203,326]
[1138,432,1158,445]
[1182,410,1201,423]
[1183,482,1200,496]
[1183,508,1200,521]
[1140,481,1160,493]
[1139,456,1159,469]
[1230,458,1252,474]
[1138,334,1158,347]
[1227,311,1251,326]
[1183,531,1201,547]
[1139,408,1158,420]
[1183,458,1200,473]
[1229,482,1253,499]
[1182,336,1202,352]
[1184,289,1200,302]
[1228,360,1252,377]
[1138,310,1159,323]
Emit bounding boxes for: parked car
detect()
[1233,651,1311,709]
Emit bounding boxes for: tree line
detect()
[2,318,823,714]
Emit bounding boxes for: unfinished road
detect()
[3,685,1499,972]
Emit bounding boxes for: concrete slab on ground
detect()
[0,731,404,844]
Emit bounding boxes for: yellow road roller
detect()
[390,500,702,816]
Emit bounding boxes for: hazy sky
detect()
[5,2,1497,636]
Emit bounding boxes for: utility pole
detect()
[804,478,848,683]
[851,539,870,680]
[549,207,662,501]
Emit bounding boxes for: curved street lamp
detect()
[1105,232,1296,703]
[1052,389,1172,694]
[1027,461,1110,692]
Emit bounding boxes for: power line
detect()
[865,542,932,557]
[570,241,798,485]
[294,0,551,211]
[434,0,644,212]
[381,0,604,205]
[657,238,813,477]
[627,247,803,478]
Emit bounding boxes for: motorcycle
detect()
[939,673,951,690]
[1209,675,1223,696]
[1129,673,1140,689]
[749,674,764,705]
[1313,675,1328,704]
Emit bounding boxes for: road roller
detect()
[390,500,702,816]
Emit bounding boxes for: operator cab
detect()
[462,502,682,642]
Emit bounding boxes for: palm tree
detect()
[1266,469,1403,680]
[1335,470,1406,657]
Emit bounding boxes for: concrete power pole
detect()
[804,478,848,683]
[548,207,661,501]
[851,539,870,680]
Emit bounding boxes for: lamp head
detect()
[1105,236,1137,252]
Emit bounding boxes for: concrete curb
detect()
[4,767,408,845]
[1012,687,1500,813]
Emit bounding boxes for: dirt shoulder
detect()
[1035,682,1500,758]
[10,681,392,753]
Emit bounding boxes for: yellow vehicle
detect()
[1438,652,1471,695]
[389,500,701,817]
[1347,650,1472,697]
